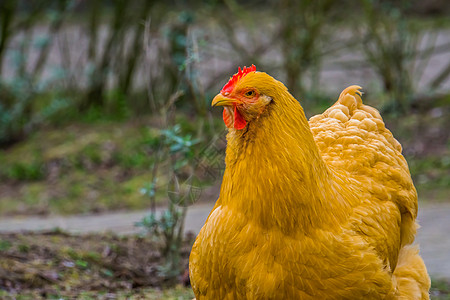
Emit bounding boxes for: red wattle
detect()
[233,106,247,130]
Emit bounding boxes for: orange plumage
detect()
[189,66,430,299]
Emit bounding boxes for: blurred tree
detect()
[83,0,129,111]
[360,0,417,114]
[166,11,208,115]
[0,0,17,75]
[0,0,70,146]
[278,0,335,97]
[118,1,153,96]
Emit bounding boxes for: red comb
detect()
[221,64,256,94]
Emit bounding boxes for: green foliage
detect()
[18,244,30,253]
[136,124,200,280]
[0,0,73,145]
[136,210,183,249]
[163,125,199,154]
[409,156,450,189]
[431,278,450,299]
[136,209,186,279]
[75,259,89,269]
[4,160,44,181]
[0,79,70,146]
[0,239,12,251]
[162,124,200,170]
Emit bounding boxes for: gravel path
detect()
[0,201,448,279]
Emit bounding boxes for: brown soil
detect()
[0,231,194,298]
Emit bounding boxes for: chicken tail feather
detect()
[393,245,431,300]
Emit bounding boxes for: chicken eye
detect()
[245,90,256,97]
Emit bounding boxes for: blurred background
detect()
[0,0,449,298]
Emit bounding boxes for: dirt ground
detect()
[0,231,194,299]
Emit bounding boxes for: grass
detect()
[0,114,220,216]
[410,155,450,202]
[0,122,156,215]
[431,278,450,300]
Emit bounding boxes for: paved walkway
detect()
[0,203,215,236]
[416,202,450,279]
[0,201,449,279]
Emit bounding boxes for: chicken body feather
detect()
[189,71,430,299]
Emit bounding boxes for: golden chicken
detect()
[189,65,430,299]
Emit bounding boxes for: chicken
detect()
[189,65,430,299]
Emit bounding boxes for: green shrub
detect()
[5,161,44,181]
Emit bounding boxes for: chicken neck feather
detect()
[220,87,350,235]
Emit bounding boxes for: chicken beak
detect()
[211,94,239,107]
